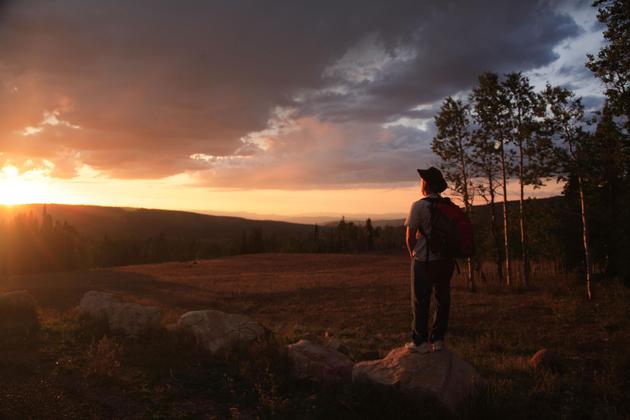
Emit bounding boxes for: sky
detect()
[0,0,605,219]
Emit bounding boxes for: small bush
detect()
[83,335,124,377]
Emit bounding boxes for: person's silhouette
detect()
[404,167,455,354]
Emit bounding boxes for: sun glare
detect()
[0,165,56,205]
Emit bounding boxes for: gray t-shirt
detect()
[404,193,444,261]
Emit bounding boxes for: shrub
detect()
[83,335,123,377]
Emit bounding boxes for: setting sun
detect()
[0,165,57,205]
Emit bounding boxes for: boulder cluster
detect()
[78,290,162,337]
[288,338,483,413]
[2,288,488,413]
[77,290,268,354]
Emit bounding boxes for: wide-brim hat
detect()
[417,167,448,193]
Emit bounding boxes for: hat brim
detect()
[416,168,448,193]
[417,169,428,178]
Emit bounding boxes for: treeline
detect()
[431,0,630,295]
[0,206,261,274]
[0,207,86,274]
[0,207,405,275]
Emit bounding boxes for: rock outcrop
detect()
[78,290,162,337]
[0,290,40,334]
[287,339,354,384]
[353,347,483,413]
[174,310,266,354]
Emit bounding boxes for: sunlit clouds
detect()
[0,162,57,205]
[17,110,81,137]
[0,0,605,216]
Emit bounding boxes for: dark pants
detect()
[411,258,455,344]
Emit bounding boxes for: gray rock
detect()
[353,346,483,413]
[107,302,162,337]
[78,290,162,337]
[78,290,119,320]
[0,290,39,334]
[175,310,266,354]
[287,339,354,384]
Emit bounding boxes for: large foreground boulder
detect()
[0,290,40,334]
[353,347,483,413]
[287,339,354,384]
[78,290,162,337]
[175,310,266,354]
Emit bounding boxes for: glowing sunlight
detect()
[0,165,58,205]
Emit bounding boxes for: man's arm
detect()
[405,202,421,258]
[405,201,429,258]
[405,226,417,258]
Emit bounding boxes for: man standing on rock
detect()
[404,167,455,354]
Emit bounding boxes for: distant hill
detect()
[0,204,315,243]
[321,195,566,229]
[195,210,407,225]
[0,195,565,243]
[0,196,569,273]
[323,218,405,228]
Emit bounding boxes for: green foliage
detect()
[587,0,630,127]
[503,72,554,188]
[562,102,630,281]
[470,72,508,201]
[433,96,476,209]
[584,1,630,284]
[431,62,630,287]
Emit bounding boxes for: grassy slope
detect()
[1,203,314,241]
[1,253,629,419]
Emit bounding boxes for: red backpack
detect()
[423,197,474,259]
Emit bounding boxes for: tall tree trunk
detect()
[577,174,593,300]
[464,199,475,292]
[463,192,475,293]
[604,164,619,279]
[463,198,474,293]
[499,140,512,287]
[518,146,530,287]
[458,136,475,293]
[488,175,503,281]
[466,257,475,291]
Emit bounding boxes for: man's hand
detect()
[406,226,418,258]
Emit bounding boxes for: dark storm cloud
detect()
[300,1,582,122]
[0,0,588,185]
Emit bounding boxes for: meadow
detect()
[1,253,629,419]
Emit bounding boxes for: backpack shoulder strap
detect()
[418,198,437,263]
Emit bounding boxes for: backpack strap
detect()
[419,197,437,266]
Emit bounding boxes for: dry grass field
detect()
[1,253,629,419]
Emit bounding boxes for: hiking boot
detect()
[432,340,445,352]
[405,341,432,354]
